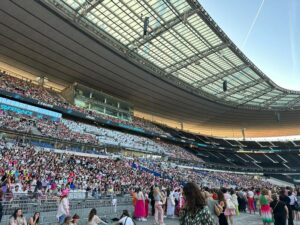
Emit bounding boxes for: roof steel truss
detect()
[260,93,287,108]
[165,43,229,73]
[74,0,104,19]
[195,64,248,87]
[219,78,264,99]
[127,7,198,49]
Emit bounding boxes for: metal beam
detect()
[74,0,104,20]
[127,7,198,49]
[237,87,273,106]
[195,64,248,87]
[260,93,287,108]
[219,78,264,99]
[286,96,300,108]
[165,43,229,74]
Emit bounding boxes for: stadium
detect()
[0,0,299,225]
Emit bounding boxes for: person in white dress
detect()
[166,190,175,218]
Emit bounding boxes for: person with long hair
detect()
[217,191,229,225]
[9,208,27,225]
[134,187,147,221]
[260,188,273,225]
[166,189,175,218]
[179,182,215,225]
[29,212,40,225]
[153,187,164,225]
[87,208,107,225]
[223,188,236,225]
[270,193,288,225]
[115,210,134,225]
[56,189,70,225]
[204,191,221,225]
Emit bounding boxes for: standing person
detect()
[295,189,300,221]
[0,189,3,224]
[231,189,239,216]
[270,194,288,225]
[9,208,27,225]
[179,182,215,225]
[224,189,236,225]
[217,191,229,225]
[134,188,147,221]
[153,187,164,225]
[280,189,293,225]
[56,189,70,225]
[161,190,167,215]
[255,189,261,216]
[260,189,273,225]
[144,192,149,218]
[288,190,297,223]
[132,188,137,212]
[204,191,222,225]
[166,189,175,218]
[149,186,155,216]
[87,208,108,225]
[28,212,40,225]
[247,188,255,214]
[237,189,246,213]
[176,188,185,216]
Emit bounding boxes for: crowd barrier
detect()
[1,196,133,225]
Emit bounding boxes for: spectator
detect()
[9,208,27,225]
[87,208,107,225]
[28,212,40,225]
[115,210,134,225]
[57,189,70,225]
[179,182,215,225]
[270,193,288,225]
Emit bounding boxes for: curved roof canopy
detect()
[42,0,300,110]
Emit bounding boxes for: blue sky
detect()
[198,0,300,91]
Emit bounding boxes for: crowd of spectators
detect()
[0,142,179,200]
[0,107,201,162]
[0,71,166,134]
[0,139,275,202]
[0,109,98,145]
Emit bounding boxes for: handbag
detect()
[226,198,236,209]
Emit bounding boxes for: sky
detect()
[198,0,300,91]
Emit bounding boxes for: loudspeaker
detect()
[143,17,150,35]
[223,80,227,92]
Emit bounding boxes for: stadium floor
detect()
[135,213,300,225]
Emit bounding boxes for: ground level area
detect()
[136,213,300,225]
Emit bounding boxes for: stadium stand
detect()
[1,0,300,224]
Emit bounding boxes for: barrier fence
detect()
[0,196,133,225]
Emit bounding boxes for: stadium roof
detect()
[1,0,300,137]
[41,0,300,110]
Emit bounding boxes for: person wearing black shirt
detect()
[280,189,293,225]
[148,186,155,216]
[270,194,288,225]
